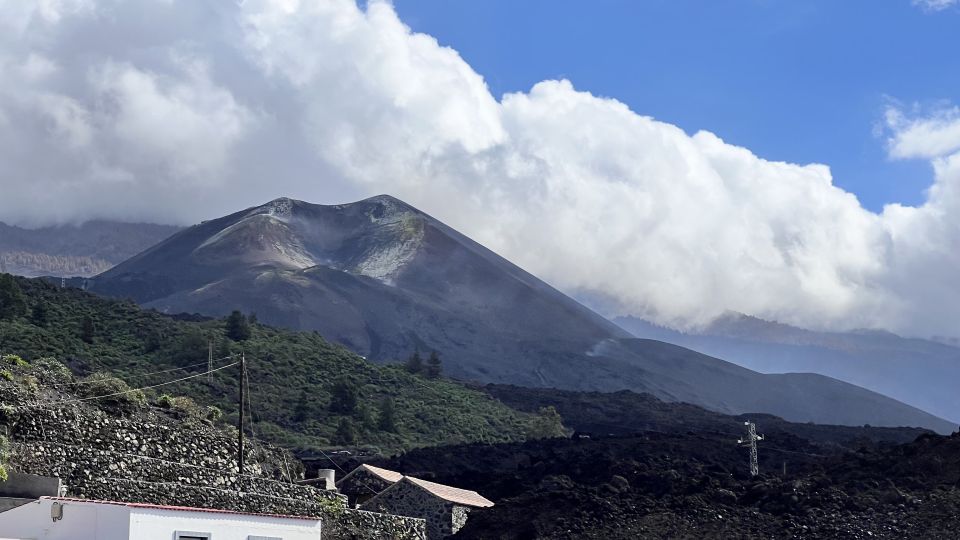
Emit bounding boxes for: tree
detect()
[171,329,207,364]
[358,405,377,432]
[225,310,251,342]
[333,417,358,446]
[377,397,397,433]
[0,274,26,320]
[329,379,359,414]
[425,351,442,379]
[30,301,49,327]
[404,350,423,375]
[80,316,96,344]
[526,406,566,440]
[293,389,312,422]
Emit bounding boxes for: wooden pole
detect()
[238,351,245,490]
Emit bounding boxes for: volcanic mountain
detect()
[615,314,960,425]
[88,196,955,433]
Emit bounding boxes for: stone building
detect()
[362,476,493,539]
[336,464,404,507]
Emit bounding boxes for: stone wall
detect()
[324,507,426,540]
[363,480,458,539]
[451,505,470,535]
[0,401,426,539]
[2,405,300,483]
[338,469,396,506]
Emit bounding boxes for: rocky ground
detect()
[364,429,960,539]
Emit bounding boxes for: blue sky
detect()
[394,0,960,211]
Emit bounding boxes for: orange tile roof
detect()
[360,464,404,483]
[404,477,494,508]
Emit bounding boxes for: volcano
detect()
[89,196,955,433]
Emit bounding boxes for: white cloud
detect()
[0,0,958,339]
[885,105,960,160]
[912,0,958,12]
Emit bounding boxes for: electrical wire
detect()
[53,355,235,387]
[16,361,239,410]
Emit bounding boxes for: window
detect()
[175,532,211,540]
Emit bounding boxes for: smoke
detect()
[0,0,957,338]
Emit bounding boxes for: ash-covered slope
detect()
[90,195,626,385]
[616,314,960,425]
[89,196,955,433]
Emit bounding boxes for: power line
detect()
[53,356,235,387]
[16,361,240,410]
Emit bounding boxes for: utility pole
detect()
[207,339,213,384]
[237,351,245,491]
[738,421,764,477]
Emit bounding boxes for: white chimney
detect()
[317,469,336,490]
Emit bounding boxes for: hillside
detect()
[0,275,559,454]
[85,196,954,433]
[616,314,960,424]
[0,220,181,277]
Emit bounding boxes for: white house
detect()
[0,497,322,540]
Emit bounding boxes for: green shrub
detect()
[31,357,72,384]
[525,406,567,440]
[156,394,174,408]
[2,355,27,368]
[0,370,12,382]
[79,372,146,413]
[169,396,201,419]
[0,435,9,482]
[205,406,223,423]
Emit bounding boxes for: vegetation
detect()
[425,351,442,379]
[0,274,27,320]
[403,351,423,374]
[0,434,8,482]
[0,276,559,454]
[79,372,147,412]
[225,310,251,342]
[403,349,443,379]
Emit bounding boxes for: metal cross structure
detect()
[738,421,764,476]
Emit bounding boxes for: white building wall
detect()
[128,507,322,540]
[0,500,321,540]
[0,499,130,540]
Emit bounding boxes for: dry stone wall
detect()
[0,394,425,539]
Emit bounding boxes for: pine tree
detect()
[329,379,359,414]
[377,397,397,433]
[404,350,424,375]
[80,316,96,344]
[425,351,442,379]
[293,389,312,422]
[333,417,358,446]
[30,301,49,327]
[225,310,251,342]
[0,274,26,320]
[358,405,377,432]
